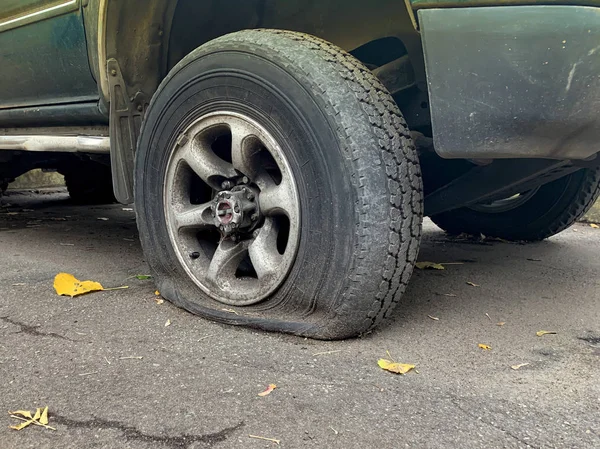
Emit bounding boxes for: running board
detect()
[0,134,110,154]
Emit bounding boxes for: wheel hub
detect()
[212,185,260,236]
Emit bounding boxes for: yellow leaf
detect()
[155,290,161,296]
[9,410,32,419]
[32,408,41,421]
[40,406,49,425]
[415,262,445,270]
[536,330,557,337]
[154,298,164,305]
[590,223,599,228]
[466,282,480,287]
[497,322,506,326]
[377,358,415,375]
[164,319,171,327]
[511,363,530,370]
[10,420,34,431]
[53,273,104,297]
[478,344,492,350]
[258,384,277,397]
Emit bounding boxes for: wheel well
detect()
[103,0,426,111]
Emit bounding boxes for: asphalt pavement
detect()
[1,189,599,449]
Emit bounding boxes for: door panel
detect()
[0,0,98,110]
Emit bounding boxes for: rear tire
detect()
[431,167,600,241]
[135,30,423,339]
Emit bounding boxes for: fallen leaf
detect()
[497,322,506,326]
[164,319,171,327]
[378,358,415,375]
[135,275,152,280]
[53,273,104,297]
[258,384,277,397]
[154,290,160,296]
[427,315,439,321]
[415,261,445,270]
[466,282,480,287]
[590,223,599,228]
[97,217,109,221]
[536,330,557,337]
[511,363,530,370]
[10,420,34,431]
[9,406,55,431]
[478,344,492,350]
[10,410,32,419]
[154,298,164,305]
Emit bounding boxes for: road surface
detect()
[1,189,599,448]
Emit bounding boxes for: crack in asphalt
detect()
[0,316,74,341]
[51,414,244,449]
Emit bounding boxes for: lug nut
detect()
[189,251,200,259]
[242,176,249,184]
[221,180,232,190]
[234,205,240,213]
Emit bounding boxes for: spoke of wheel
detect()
[173,201,214,231]
[180,139,237,190]
[259,179,296,217]
[206,239,250,285]
[230,122,258,180]
[248,218,283,280]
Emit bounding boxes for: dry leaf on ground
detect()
[466,282,480,287]
[154,298,164,305]
[9,406,55,431]
[478,344,492,350]
[378,359,415,375]
[258,384,277,397]
[427,315,440,321]
[155,290,161,296]
[54,273,127,297]
[164,319,171,327]
[590,223,599,228]
[415,262,445,270]
[511,363,530,370]
[536,330,557,337]
[497,322,506,326]
[54,273,103,297]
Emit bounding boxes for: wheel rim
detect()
[469,187,540,214]
[164,112,301,306]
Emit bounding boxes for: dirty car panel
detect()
[420,5,600,160]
